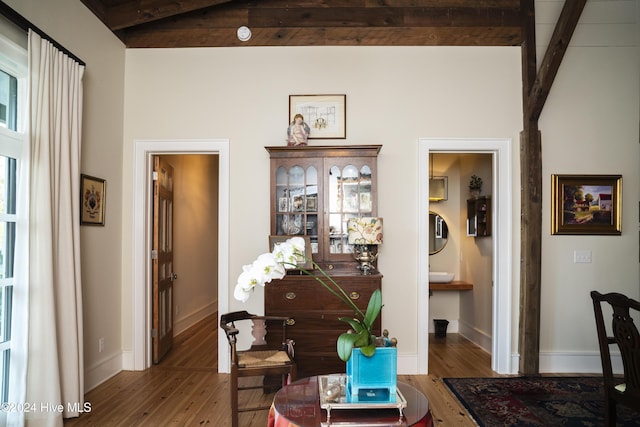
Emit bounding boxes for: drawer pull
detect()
[286,318,296,326]
[350,291,360,300]
[285,292,297,300]
[327,264,334,270]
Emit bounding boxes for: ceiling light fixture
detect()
[237,26,252,42]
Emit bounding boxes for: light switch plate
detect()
[574,250,592,263]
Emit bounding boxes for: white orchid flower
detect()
[233,282,252,302]
[237,263,265,290]
[272,241,297,268]
[255,253,285,281]
[234,237,309,302]
[289,236,306,254]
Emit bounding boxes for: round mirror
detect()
[429,211,448,255]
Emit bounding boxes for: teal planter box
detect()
[346,347,397,402]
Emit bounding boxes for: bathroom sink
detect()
[429,272,454,283]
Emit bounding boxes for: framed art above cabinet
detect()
[265,145,381,272]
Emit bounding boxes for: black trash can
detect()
[434,319,449,338]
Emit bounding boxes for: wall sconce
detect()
[429,153,448,202]
[347,217,383,275]
[429,176,448,202]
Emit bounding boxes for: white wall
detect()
[4,0,127,390]
[536,0,640,372]
[120,46,524,373]
[459,154,494,351]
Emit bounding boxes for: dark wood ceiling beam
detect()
[113,2,523,47]
[249,7,521,28]
[105,0,237,31]
[121,26,521,48]
[525,0,586,122]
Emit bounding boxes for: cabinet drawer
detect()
[265,275,380,310]
[272,311,381,334]
[274,316,382,352]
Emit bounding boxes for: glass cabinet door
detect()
[274,163,321,256]
[326,159,376,261]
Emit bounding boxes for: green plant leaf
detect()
[359,342,376,357]
[337,332,360,362]
[363,289,382,329]
[338,316,365,333]
[353,330,371,348]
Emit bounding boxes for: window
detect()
[0,31,26,407]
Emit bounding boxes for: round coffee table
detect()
[268,375,432,427]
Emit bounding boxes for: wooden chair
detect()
[591,291,640,426]
[220,311,296,427]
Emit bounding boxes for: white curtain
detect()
[9,30,85,427]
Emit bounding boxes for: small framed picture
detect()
[551,174,622,235]
[292,195,305,212]
[80,174,106,225]
[306,195,317,211]
[269,235,312,269]
[289,94,346,139]
[278,197,289,212]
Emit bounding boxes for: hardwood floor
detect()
[65,315,502,426]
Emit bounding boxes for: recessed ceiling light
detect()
[237,26,252,42]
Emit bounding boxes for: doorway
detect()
[130,139,230,372]
[152,154,220,363]
[418,138,515,375]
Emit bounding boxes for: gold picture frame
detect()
[80,174,106,225]
[269,235,312,270]
[551,174,621,235]
[289,94,346,139]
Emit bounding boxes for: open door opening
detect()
[419,138,514,375]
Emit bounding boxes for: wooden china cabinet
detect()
[264,145,383,377]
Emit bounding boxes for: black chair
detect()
[220,311,296,427]
[591,291,640,426]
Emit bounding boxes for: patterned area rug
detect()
[444,376,640,426]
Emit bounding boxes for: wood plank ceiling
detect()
[79,0,523,48]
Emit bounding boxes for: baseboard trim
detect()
[458,322,492,353]
[174,301,217,336]
[85,352,124,392]
[539,351,621,374]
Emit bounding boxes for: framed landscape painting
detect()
[551,174,621,235]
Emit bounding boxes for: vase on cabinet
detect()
[346,347,397,402]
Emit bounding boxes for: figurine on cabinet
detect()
[287,114,310,146]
